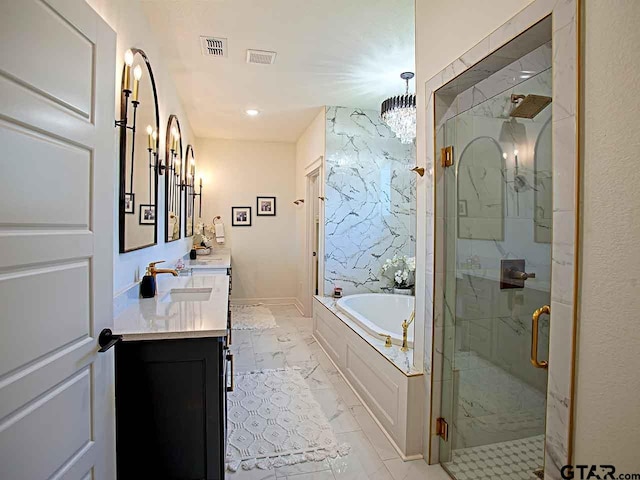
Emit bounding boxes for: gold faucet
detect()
[401,310,415,352]
[146,261,178,278]
[378,333,393,348]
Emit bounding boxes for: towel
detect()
[215,222,225,244]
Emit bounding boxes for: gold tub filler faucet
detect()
[401,310,415,352]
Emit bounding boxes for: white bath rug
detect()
[231,304,277,330]
[226,368,350,472]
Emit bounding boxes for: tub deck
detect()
[315,296,420,375]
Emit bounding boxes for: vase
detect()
[393,287,413,295]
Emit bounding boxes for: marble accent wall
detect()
[324,106,416,296]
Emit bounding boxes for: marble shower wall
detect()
[324,106,416,295]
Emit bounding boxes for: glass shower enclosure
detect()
[436,35,553,480]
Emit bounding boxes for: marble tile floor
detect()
[226,304,451,480]
[442,435,545,480]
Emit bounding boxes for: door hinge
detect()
[441,145,454,168]
[436,417,449,441]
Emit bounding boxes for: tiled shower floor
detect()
[442,435,545,480]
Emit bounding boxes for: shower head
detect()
[510,94,552,119]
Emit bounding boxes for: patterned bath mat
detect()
[226,368,350,472]
[230,304,277,330]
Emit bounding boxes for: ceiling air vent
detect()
[246,49,277,65]
[200,36,228,58]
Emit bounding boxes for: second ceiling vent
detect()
[200,36,228,57]
[246,49,277,65]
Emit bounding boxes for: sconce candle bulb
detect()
[123,49,134,92]
[146,125,153,150]
[132,65,142,102]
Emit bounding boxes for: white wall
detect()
[196,138,297,301]
[86,0,194,295]
[295,109,326,315]
[416,0,640,468]
[574,0,640,468]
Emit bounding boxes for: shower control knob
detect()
[500,259,535,289]
[510,269,536,280]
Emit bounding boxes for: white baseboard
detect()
[293,298,306,316]
[230,297,298,306]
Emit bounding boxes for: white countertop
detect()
[113,275,229,341]
[183,248,231,270]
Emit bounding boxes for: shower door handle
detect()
[531,305,550,369]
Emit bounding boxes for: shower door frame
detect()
[423,1,580,478]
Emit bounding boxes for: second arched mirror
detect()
[164,114,183,242]
[457,136,505,240]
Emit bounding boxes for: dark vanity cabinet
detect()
[115,336,231,480]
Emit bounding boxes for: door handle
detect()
[98,328,122,353]
[226,352,234,392]
[530,305,550,369]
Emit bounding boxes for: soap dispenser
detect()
[140,264,157,298]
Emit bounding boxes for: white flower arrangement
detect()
[194,222,215,248]
[168,211,180,239]
[381,254,416,288]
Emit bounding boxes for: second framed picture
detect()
[124,193,135,214]
[256,196,276,216]
[138,205,156,225]
[232,206,252,226]
[139,204,156,225]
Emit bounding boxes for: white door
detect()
[0,0,116,478]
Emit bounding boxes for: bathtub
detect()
[336,294,414,347]
[313,296,424,458]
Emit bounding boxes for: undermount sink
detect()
[160,287,213,303]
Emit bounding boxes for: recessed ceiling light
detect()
[246,109,259,116]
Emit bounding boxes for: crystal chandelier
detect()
[381,72,416,144]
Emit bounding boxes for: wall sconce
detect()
[115,49,160,177]
[191,176,204,218]
[293,199,305,205]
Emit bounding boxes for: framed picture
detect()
[232,206,252,227]
[124,193,135,214]
[256,196,276,216]
[139,204,156,225]
[458,199,468,217]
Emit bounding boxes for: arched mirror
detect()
[184,145,196,238]
[164,115,183,242]
[534,117,552,243]
[118,48,159,253]
[457,136,505,240]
